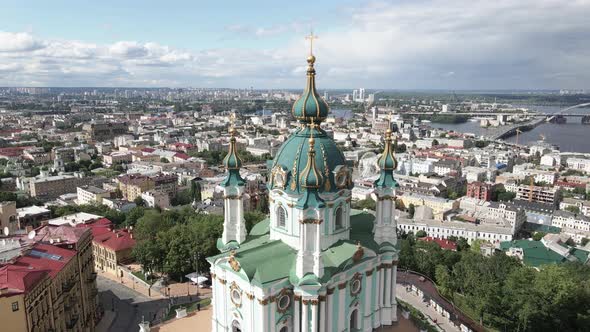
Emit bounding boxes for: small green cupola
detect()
[221,124,246,187]
[291,54,330,123]
[296,123,326,209]
[374,128,398,188]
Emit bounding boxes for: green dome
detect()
[221,128,245,187]
[374,130,398,189]
[291,56,329,123]
[269,126,350,194]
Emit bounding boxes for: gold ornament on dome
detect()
[229,282,243,307]
[271,165,288,189]
[352,241,364,262]
[350,272,363,296]
[228,250,241,272]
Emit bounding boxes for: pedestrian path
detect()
[396,284,460,332]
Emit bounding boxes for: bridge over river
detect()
[483,116,547,140]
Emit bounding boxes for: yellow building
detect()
[116,174,155,201]
[397,192,459,220]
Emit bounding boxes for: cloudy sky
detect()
[1,0,589,89]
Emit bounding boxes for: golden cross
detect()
[305,31,318,55]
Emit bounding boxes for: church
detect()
[206,43,400,332]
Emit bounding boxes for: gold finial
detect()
[309,119,316,145]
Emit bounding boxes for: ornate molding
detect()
[210,273,216,280]
[392,260,399,266]
[269,295,276,303]
[365,269,374,276]
[287,203,295,208]
[219,278,227,284]
[326,287,335,295]
[300,218,323,224]
[302,299,310,305]
[258,298,269,305]
[382,263,393,269]
[228,250,241,272]
[246,292,255,300]
[326,202,334,207]
[310,299,319,306]
[294,295,302,301]
[318,295,326,301]
[224,194,243,200]
[352,241,364,262]
[338,281,348,290]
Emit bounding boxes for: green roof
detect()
[291,56,329,122]
[208,210,389,286]
[500,240,567,267]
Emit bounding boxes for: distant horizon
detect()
[0,87,583,94]
[2,1,590,89]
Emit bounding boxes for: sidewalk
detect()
[98,269,164,300]
[396,284,460,332]
[95,310,116,332]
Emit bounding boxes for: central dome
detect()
[269,126,348,194]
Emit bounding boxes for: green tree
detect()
[134,196,146,207]
[352,198,376,210]
[408,203,416,218]
[160,157,170,163]
[532,232,546,241]
[564,205,581,214]
[435,264,454,298]
[244,211,266,233]
[190,180,202,202]
[416,230,427,238]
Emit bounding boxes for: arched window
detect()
[335,207,343,230]
[279,327,288,332]
[277,206,287,228]
[350,309,359,330]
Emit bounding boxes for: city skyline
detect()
[1,0,590,89]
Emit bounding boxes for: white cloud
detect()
[1,0,590,88]
[0,31,44,52]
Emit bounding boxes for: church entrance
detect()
[231,320,241,332]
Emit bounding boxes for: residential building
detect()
[397,193,459,220]
[103,151,133,166]
[29,174,88,200]
[566,157,590,174]
[77,185,111,205]
[459,197,527,233]
[83,121,128,142]
[505,183,561,206]
[141,190,170,209]
[560,197,590,217]
[116,174,155,201]
[16,205,51,230]
[23,147,51,165]
[466,182,492,201]
[552,210,590,235]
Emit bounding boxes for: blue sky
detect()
[1,0,590,89]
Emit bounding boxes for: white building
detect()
[76,185,110,205]
[141,190,170,209]
[566,157,590,174]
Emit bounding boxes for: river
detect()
[429,105,590,153]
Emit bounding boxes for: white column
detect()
[327,290,334,332]
[270,296,276,332]
[221,279,227,330]
[382,266,392,325]
[261,299,269,332]
[311,300,318,332]
[373,268,381,329]
[294,297,300,332]
[391,264,398,321]
[337,285,346,331]
[363,270,373,331]
[302,300,309,332]
[319,297,326,332]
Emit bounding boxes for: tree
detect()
[435,264,454,298]
[190,180,202,203]
[581,237,589,246]
[408,203,416,218]
[432,139,439,146]
[134,196,146,207]
[416,230,427,238]
[564,205,581,214]
[160,157,170,163]
[124,206,146,227]
[532,232,546,241]
[352,198,376,210]
[244,211,266,233]
[171,189,192,206]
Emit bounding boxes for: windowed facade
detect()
[11,301,19,312]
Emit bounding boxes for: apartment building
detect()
[77,185,111,205]
[141,190,170,209]
[566,157,590,174]
[29,174,88,200]
[466,182,493,201]
[116,174,155,201]
[504,183,561,206]
[103,151,133,166]
[560,197,590,217]
[83,121,128,142]
[23,147,51,165]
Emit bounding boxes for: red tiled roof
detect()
[93,229,136,251]
[33,224,90,246]
[174,152,190,160]
[0,146,31,157]
[76,218,114,238]
[142,148,156,153]
[15,243,76,278]
[0,265,48,297]
[419,236,458,251]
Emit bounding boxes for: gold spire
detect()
[299,120,324,189]
[305,31,318,56]
[229,112,237,137]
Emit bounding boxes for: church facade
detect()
[207,49,400,332]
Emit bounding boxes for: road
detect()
[97,275,173,332]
